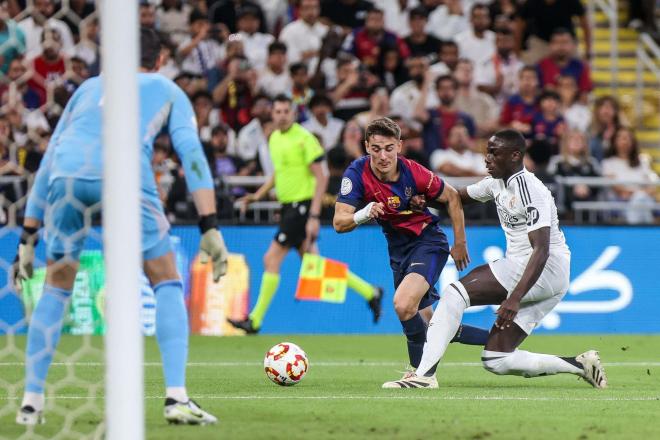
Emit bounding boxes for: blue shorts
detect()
[388,224,450,310]
[44,177,172,261]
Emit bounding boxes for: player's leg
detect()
[18,178,93,425]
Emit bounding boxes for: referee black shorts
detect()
[274,199,312,248]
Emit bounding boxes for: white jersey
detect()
[467,169,569,258]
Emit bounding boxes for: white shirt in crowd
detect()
[454,28,495,67]
[429,148,487,176]
[238,31,274,71]
[372,0,418,37]
[19,16,75,59]
[563,104,592,133]
[278,19,328,72]
[156,3,193,46]
[235,118,274,176]
[474,53,524,104]
[177,37,223,76]
[302,114,344,150]
[426,5,468,41]
[390,81,438,122]
[256,67,292,98]
[601,155,658,187]
[467,168,569,258]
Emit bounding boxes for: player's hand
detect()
[409,195,427,212]
[353,201,385,225]
[12,242,36,293]
[495,297,520,330]
[200,229,229,282]
[303,216,320,252]
[450,242,470,271]
[237,193,257,215]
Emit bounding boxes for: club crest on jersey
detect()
[404,186,413,199]
[387,196,401,209]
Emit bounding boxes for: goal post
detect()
[100,1,143,439]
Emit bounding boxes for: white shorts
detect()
[488,250,571,334]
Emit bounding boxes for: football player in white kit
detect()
[383,129,608,389]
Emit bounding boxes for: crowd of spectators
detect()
[0,0,657,225]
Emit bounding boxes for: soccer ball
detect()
[263,342,309,386]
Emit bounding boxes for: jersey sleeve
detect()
[302,129,325,165]
[336,162,365,208]
[466,177,495,202]
[519,178,552,232]
[168,83,214,192]
[407,159,444,199]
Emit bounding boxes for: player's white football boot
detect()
[382,369,438,389]
[164,398,218,425]
[576,350,608,389]
[15,405,45,426]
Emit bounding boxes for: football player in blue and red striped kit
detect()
[333,117,489,388]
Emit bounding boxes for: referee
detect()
[229,94,382,334]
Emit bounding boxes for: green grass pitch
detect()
[1,334,659,439]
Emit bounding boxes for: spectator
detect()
[157,0,194,46]
[0,1,25,74]
[334,118,365,159]
[19,0,74,59]
[353,85,390,130]
[556,74,591,133]
[28,26,66,107]
[290,62,314,123]
[209,0,266,34]
[489,0,519,27]
[377,46,409,91]
[158,38,181,80]
[302,94,344,150]
[59,0,95,40]
[64,56,90,94]
[74,17,99,76]
[404,6,442,60]
[547,130,601,209]
[536,28,592,101]
[204,123,245,179]
[257,41,292,98]
[320,0,374,35]
[429,123,487,177]
[0,57,40,109]
[390,55,435,128]
[524,138,555,183]
[329,57,371,121]
[236,5,274,71]
[177,9,223,81]
[192,90,223,143]
[602,127,658,224]
[235,94,273,175]
[589,96,622,162]
[430,40,459,78]
[139,1,157,29]
[531,90,565,150]
[627,0,659,35]
[420,74,476,157]
[373,0,415,38]
[454,3,495,70]
[213,55,256,131]
[476,26,523,103]
[454,58,499,137]
[518,0,591,64]
[424,0,468,41]
[278,0,328,73]
[341,8,410,73]
[499,65,539,136]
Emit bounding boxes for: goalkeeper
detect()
[12,28,226,426]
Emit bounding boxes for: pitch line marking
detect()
[1,395,659,402]
[1,361,659,367]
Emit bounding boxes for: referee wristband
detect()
[198,214,218,234]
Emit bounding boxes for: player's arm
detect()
[495,227,550,330]
[333,201,384,233]
[458,187,484,205]
[435,183,470,271]
[301,160,329,250]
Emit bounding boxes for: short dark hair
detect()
[409,6,428,20]
[539,90,561,102]
[289,62,308,76]
[268,41,287,54]
[273,93,292,106]
[308,93,333,109]
[365,117,401,141]
[435,74,458,90]
[550,27,575,40]
[470,3,489,15]
[188,8,207,25]
[191,90,213,103]
[140,27,161,70]
[212,123,231,136]
[492,129,526,152]
[520,65,537,76]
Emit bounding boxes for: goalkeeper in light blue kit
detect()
[12,28,227,426]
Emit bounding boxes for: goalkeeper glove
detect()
[198,214,228,282]
[11,226,39,293]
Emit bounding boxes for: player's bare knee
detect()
[481,350,512,375]
[393,297,417,320]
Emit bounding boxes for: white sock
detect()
[166,387,189,403]
[482,350,583,377]
[21,391,45,411]
[416,283,469,377]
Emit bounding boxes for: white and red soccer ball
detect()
[263,342,309,386]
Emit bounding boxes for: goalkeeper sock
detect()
[155,280,188,389]
[451,324,490,345]
[347,270,375,301]
[25,284,71,395]
[249,272,280,329]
